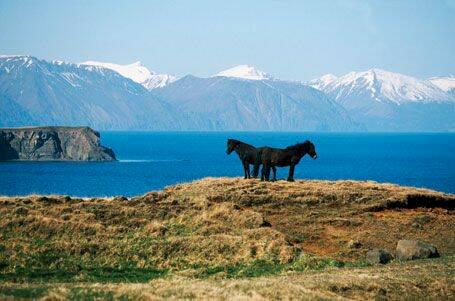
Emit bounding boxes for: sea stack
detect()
[0,126,116,161]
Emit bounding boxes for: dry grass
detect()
[1,258,453,300]
[0,177,454,299]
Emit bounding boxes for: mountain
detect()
[307,74,337,91]
[152,75,357,131]
[0,55,177,129]
[81,61,177,89]
[214,65,272,80]
[0,55,356,131]
[429,76,455,96]
[309,69,455,131]
[1,55,453,131]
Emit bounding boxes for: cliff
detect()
[0,126,116,161]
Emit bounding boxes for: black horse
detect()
[260,140,317,182]
[226,139,264,179]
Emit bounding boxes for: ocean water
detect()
[1,132,454,197]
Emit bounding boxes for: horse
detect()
[260,140,317,182]
[226,139,264,179]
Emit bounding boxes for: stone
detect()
[0,126,116,161]
[396,240,439,260]
[366,249,393,264]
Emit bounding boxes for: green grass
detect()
[0,266,168,283]
[194,255,362,279]
[0,287,49,299]
[0,255,364,283]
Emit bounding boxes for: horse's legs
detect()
[252,164,260,178]
[287,164,295,182]
[262,164,269,181]
[264,165,271,181]
[242,161,249,179]
[271,166,277,181]
[246,163,251,179]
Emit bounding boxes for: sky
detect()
[0,0,454,81]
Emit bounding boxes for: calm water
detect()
[1,132,454,197]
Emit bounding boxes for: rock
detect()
[366,249,393,264]
[347,239,362,249]
[396,240,439,260]
[0,126,116,161]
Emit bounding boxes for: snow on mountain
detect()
[152,75,357,131]
[307,73,337,91]
[1,55,454,131]
[213,65,272,80]
[429,76,455,94]
[80,61,177,89]
[309,68,455,131]
[142,74,177,89]
[0,55,177,129]
[311,68,452,105]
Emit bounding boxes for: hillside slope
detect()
[0,178,454,299]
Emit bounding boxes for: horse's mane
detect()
[228,139,254,148]
[285,140,310,150]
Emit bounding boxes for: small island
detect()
[0,126,116,161]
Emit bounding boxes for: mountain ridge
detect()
[80,60,177,89]
[1,55,454,131]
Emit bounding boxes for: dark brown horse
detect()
[226,139,264,179]
[260,140,317,182]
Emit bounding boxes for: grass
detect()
[1,257,453,300]
[0,177,454,299]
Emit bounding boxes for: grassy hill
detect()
[0,178,454,299]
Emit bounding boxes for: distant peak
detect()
[80,60,177,89]
[214,64,272,80]
[80,60,154,83]
[320,73,337,80]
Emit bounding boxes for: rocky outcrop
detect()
[0,126,116,161]
[366,249,393,264]
[396,240,439,260]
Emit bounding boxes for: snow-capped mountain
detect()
[152,75,357,131]
[1,55,453,131]
[213,65,272,80]
[80,61,177,89]
[309,69,455,131]
[0,55,356,131]
[0,55,177,129]
[429,76,455,96]
[310,68,451,105]
[307,74,337,91]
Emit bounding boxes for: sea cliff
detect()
[0,126,116,161]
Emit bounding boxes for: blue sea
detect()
[1,132,454,197]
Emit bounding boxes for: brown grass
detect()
[0,177,454,299]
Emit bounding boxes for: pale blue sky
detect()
[1,0,454,80]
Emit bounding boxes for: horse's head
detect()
[226,139,240,154]
[304,140,317,159]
